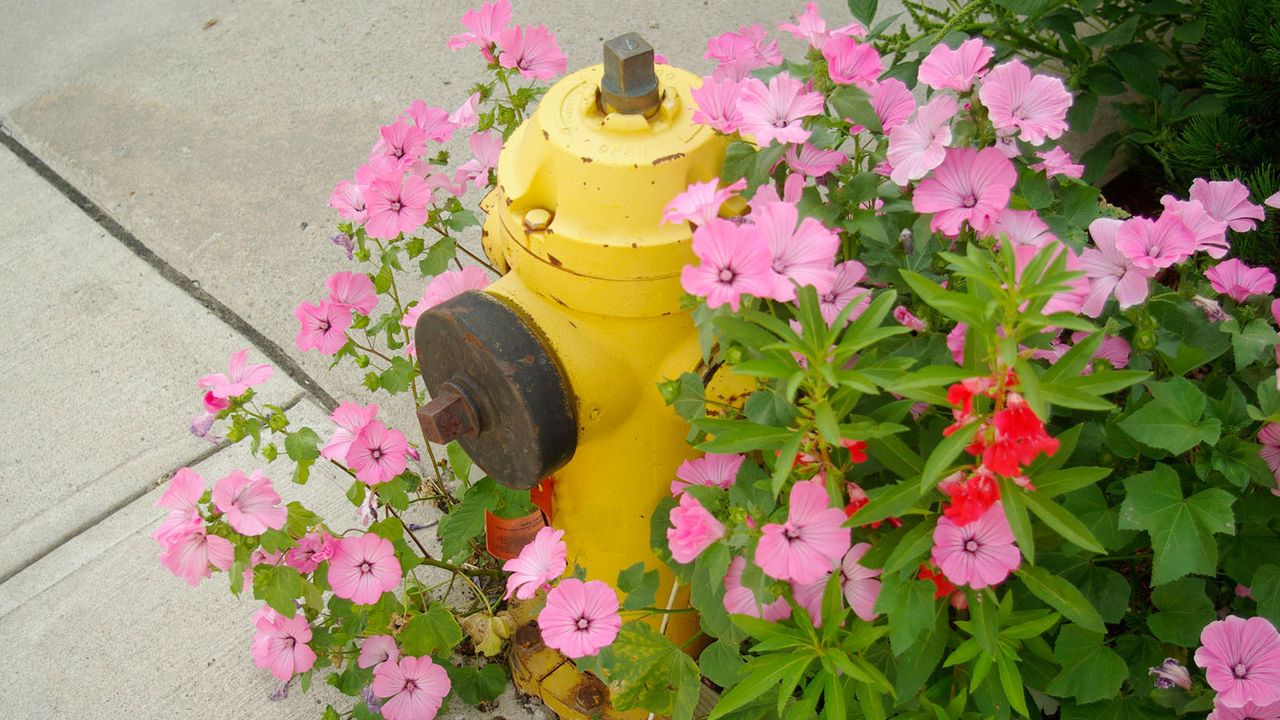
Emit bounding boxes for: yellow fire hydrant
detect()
[414,33,732,718]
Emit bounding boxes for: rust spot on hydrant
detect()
[514,623,543,651]
[572,674,608,713]
[652,152,685,165]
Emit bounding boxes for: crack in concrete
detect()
[0,123,338,415]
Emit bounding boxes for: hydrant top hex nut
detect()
[600,32,660,116]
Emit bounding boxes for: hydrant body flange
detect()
[416,51,743,710]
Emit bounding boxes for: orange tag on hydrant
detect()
[485,478,555,560]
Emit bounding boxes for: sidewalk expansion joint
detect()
[0,123,338,413]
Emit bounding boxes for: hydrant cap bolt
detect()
[600,32,660,115]
[416,383,479,444]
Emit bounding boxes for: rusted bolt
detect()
[416,382,480,444]
[523,208,553,231]
[600,32,660,115]
[514,623,543,651]
[573,675,607,712]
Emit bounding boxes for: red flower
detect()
[843,483,869,518]
[939,472,1000,526]
[983,403,1059,477]
[918,564,955,599]
[842,439,868,464]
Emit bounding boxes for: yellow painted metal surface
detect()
[481,60,748,718]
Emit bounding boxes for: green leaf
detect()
[882,519,936,575]
[893,601,949,702]
[1222,318,1278,369]
[254,564,303,618]
[618,562,660,611]
[874,577,937,654]
[400,604,463,656]
[699,640,744,688]
[1119,464,1236,585]
[438,479,497,561]
[830,86,882,133]
[597,622,700,718]
[1023,490,1105,554]
[1118,378,1221,453]
[709,653,813,719]
[694,418,796,453]
[446,663,507,704]
[672,372,707,422]
[999,479,1036,565]
[721,142,756,185]
[920,422,981,492]
[419,238,457,276]
[967,589,999,656]
[1017,565,1106,632]
[1251,565,1280,626]
[996,651,1029,717]
[374,475,411,512]
[379,356,415,394]
[1147,578,1214,647]
[848,0,878,25]
[1034,467,1111,497]
[446,441,473,486]
[856,479,921,527]
[1068,565,1131,624]
[285,427,321,462]
[1045,625,1127,703]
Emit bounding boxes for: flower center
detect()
[783,527,800,541]
[360,561,373,574]
[371,447,383,461]
[964,540,980,553]
[961,194,978,208]
[390,200,403,213]
[318,319,331,332]
[718,268,736,284]
[404,679,418,691]
[576,617,590,630]
[1233,662,1249,679]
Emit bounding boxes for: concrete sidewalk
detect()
[0,1,899,718]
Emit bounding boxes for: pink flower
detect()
[1149,657,1194,690]
[1032,147,1084,179]
[866,79,915,134]
[1259,424,1280,478]
[365,173,432,241]
[152,468,204,545]
[672,453,744,496]
[820,261,870,325]
[737,74,825,147]
[1209,700,1280,720]
[705,25,782,81]
[667,494,726,564]
[691,76,745,134]
[663,178,747,227]
[979,60,1072,145]
[918,38,994,92]
[449,92,481,129]
[1115,213,1196,270]
[1015,241,1089,315]
[198,349,273,399]
[401,101,455,144]
[402,266,490,329]
[779,2,865,50]
[538,578,622,658]
[286,531,340,574]
[372,656,451,720]
[503,526,567,599]
[371,121,427,171]
[359,635,401,670]
[793,543,882,626]
[751,173,804,210]
[1267,191,1280,210]
[680,219,777,311]
[988,209,1055,247]
[496,25,566,81]
[294,300,352,355]
[1195,615,1280,708]
[202,391,228,414]
[1191,178,1267,232]
[913,147,1017,237]
[1086,333,1132,370]
[346,420,408,485]
[448,0,511,61]
[1161,196,1230,259]
[753,201,838,302]
[158,517,234,587]
[1207,259,1278,303]
[823,36,883,88]
[756,479,852,584]
[932,503,1021,588]
[451,130,503,193]
[724,555,790,620]
[189,413,220,443]
[251,611,317,681]
[887,94,957,185]
[329,533,402,605]
[326,271,378,315]
[1080,218,1156,316]
[212,470,285,536]
[786,142,846,178]
[894,306,926,332]
[321,401,380,462]
[329,180,367,223]
[947,323,967,364]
